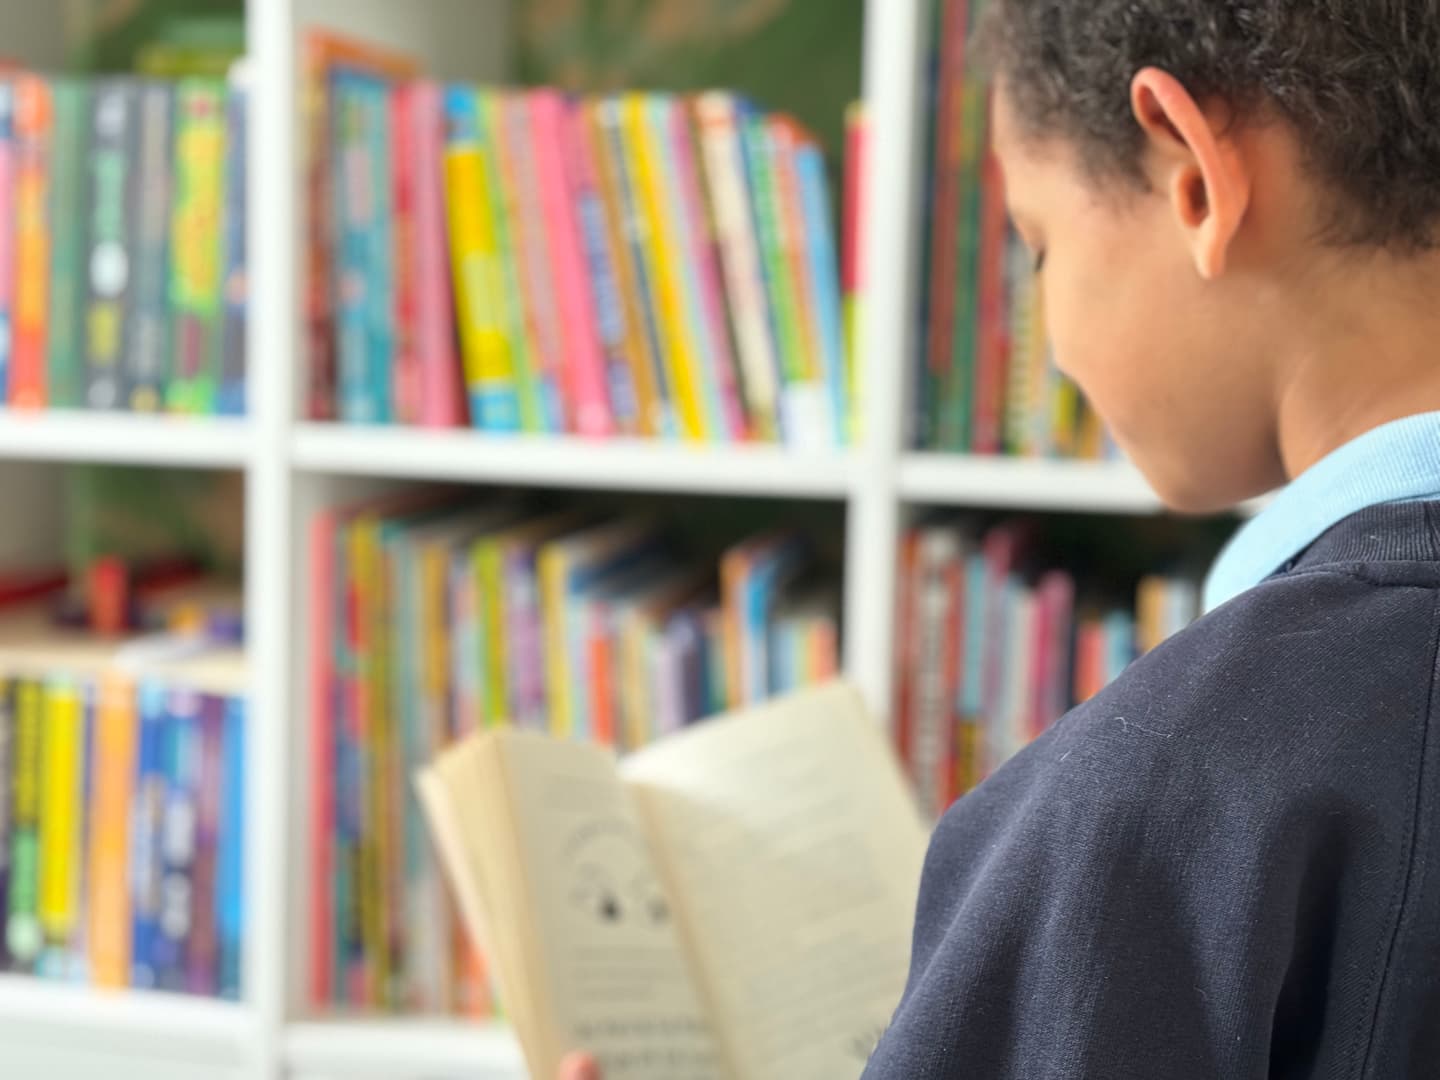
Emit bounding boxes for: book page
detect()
[491,732,724,1079]
[622,683,929,1080]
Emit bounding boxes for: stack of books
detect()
[912,0,1112,458]
[308,495,840,1012]
[0,68,248,415]
[306,33,861,447]
[894,519,1201,818]
[0,615,246,999]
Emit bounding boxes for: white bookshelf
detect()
[0,1,1202,1077]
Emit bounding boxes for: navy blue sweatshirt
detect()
[864,501,1440,1079]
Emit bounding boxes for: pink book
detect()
[531,90,613,438]
[408,82,464,428]
[392,85,422,425]
[0,81,14,403]
[669,99,748,442]
[308,510,337,1008]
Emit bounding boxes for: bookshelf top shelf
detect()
[291,424,857,500]
[899,453,1167,514]
[0,975,257,1066]
[284,1018,524,1080]
[0,411,253,469]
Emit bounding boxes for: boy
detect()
[570,0,1440,1075]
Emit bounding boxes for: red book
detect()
[940,546,965,811]
[926,0,970,388]
[307,508,337,1007]
[893,530,921,779]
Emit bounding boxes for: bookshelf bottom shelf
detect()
[284,1017,526,1080]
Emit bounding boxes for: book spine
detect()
[366,80,395,425]
[505,95,565,433]
[11,76,51,409]
[7,679,42,972]
[667,99,747,442]
[442,86,519,432]
[336,519,364,1002]
[795,140,846,448]
[87,673,136,989]
[305,48,337,420]
[0,680,10,970]
[409,82,463,428]
[533,90,613,438]
[448,546,480,734]
[84,81,139,410]
[168,79,226,415]
[694,92,780,442]
[391,84,421,426]
[590,99,670,437]
[187,693,224,996]
[308,511,335,1005]
[973,146,1009,454]
[624,93,706,441]
[842,102,867,445]
[893,530,919,777]
[46,80,88,409]
[127,81,174,412]
[0,81,15,404]
[216,695,244,999]
[484,93,546,434]
[742,115,806,447]
[471,541,506,728]
[129,680,165,988]
[331,74,374,425]
[218,65,248,416]
[349,518,387,1005]
[155,687,200,991]
[564,99,640,435]
[539,544,573,738]
[37,679,84,976]
[507,544,548,731]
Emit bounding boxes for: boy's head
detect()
[985,0,1440,511]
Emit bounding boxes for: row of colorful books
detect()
[894,520,1200,818]
[0,67,247,415]
[0,615,246,998]
[308,494,839,1012]
[306,33,862,446]
[911,0,1112,458]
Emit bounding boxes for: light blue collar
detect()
[1204,411,1440,611]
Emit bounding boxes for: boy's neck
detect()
[1274,250,1440,482]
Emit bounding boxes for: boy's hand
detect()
[559,1052,601,1080]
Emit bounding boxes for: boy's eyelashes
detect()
[1033,250,1047,274]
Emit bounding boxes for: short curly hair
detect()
[985,0,1440,252]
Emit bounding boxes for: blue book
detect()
[330,71,387,424]
[796,143,846,447]
[215,695,244,1000]
[742,537,806,704]
[218,66,249,416]
[155,686,201,992]
[364,77,394,425]
[959,552,987,719]
[130,680,168,989]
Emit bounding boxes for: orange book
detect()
[87,672,138,988]
[10,75,51,408]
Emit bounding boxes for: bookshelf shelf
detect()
[284,1018,525,1080]
[898,453,1165,514]
[292,423,856,499]
[0,975,257,1067]
[0,410,253,469]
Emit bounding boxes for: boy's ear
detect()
[1130,67,1250,280]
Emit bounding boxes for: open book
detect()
[417,682,929,1080]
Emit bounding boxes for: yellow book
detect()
[475,539,510,728]
[538,542,573,739]
[348,516,390,1006]
[622,94,709,441]
[38,678,84,963]
[87,672,137,989]
[443,87,519,431]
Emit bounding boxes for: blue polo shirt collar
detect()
[1204,411,1440,612]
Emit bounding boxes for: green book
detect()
[6,679,42,972]
[47,80,91,410]
[166,79,227,414]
